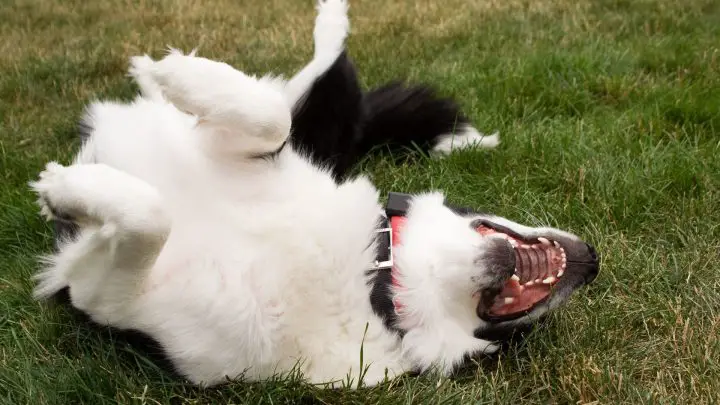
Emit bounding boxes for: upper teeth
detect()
[511,242,567,286]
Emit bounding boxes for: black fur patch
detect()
[368,269,402,336]
[290,53,472,182]
[290,51,365,181]
[359,82,470,154]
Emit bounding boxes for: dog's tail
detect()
[289,52,500,180]
[359,82,499,156]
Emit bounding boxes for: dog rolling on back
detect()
[32,0,599,388]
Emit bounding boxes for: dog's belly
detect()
[83,97,406,383]
[131,225,406,385]
[125,171,403,385]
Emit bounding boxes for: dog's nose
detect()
[584,243,600,283]
[586,243,599,263]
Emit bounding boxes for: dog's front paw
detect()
[129,54,155,79]
[30,162,75,222]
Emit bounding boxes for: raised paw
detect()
[31,162,169,231]
[313,0,349,60]
[129,54,154,78]
[142,50,229,116]
[128,54,167,101]
[143,49,292,154]
[30,162,77,222]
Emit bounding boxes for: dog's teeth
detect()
[554,241,561,248]
[521,244,531,249]
[562,262,567,269]
[511,274,520,282]
[503,297,515,304]
[538,237,550,246]
[557,269,564,277]
[542,276,556,284]
[525,280,535,286]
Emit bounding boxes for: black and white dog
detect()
[31,0,599,388]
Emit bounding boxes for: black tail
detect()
[359,82,471,155]
[290,53,476,181]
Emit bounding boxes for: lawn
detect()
[2,0,720,403]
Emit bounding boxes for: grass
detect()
[1,0,720,403]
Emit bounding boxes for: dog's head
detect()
[462,212,600,341]
[383,194,600,352]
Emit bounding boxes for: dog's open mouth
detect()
[476,224,567,320]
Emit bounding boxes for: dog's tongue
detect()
[489,274,551,316]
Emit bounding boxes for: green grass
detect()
[2,0,720,403]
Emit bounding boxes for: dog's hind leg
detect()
[31,162,171,327]
[288,0,497,180]
[284,0,349,111]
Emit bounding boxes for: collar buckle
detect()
[371,226,393,270]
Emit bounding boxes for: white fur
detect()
[283,0,350,110]
[30,0,511,388]
[432,126,500,155]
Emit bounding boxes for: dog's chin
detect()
[472,220,600,324]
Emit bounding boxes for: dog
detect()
[30,0,599,388]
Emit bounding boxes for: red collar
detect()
[389,216,406,314]
[368,192,414,332]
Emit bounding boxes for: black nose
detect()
[586,243,599,263]
[584,243,600,283]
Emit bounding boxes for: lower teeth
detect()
[542,276,556,284]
